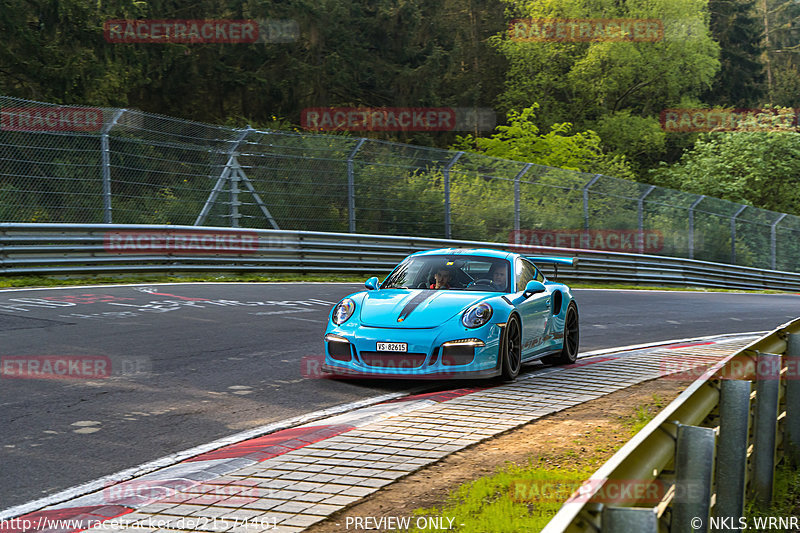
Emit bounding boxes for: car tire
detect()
[501,314,522,381]
[543,302,579,365]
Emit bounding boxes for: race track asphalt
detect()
[1,283,799,508]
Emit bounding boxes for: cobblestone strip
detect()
[81,337,755,532]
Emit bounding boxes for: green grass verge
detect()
[745,462,800,531]
[407,463,593,533]
[0,273,376,288]
[567,283,789,293]
[400,395,667,533]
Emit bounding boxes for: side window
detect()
[534,265,545,282]
[515,258,536,292]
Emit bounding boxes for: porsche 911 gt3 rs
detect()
[322,248,579,380]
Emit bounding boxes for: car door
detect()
[511,257,551,358]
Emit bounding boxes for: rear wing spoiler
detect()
[525,256,578,266]
[525,256,578,281]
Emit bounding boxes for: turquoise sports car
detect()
[322,248,579,380]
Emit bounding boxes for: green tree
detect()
[453,104,636,178]
[760,0,800,106]
[0,0,509,144]
[0,0,148,105]
[703,0,765,106]
[494,0,720,176]
[649,131,800,215]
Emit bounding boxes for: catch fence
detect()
[2,94,799,272]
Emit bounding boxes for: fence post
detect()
[715,379,751,521]
[771,214,787,270]
[688,195,705,259]
[753,351,781,505]
[731,205,747,265]
[785,333,800,466]
[230,169,241,228]
[602,507,657,533]
[514,163,532,234]
[101,109,126,224]
[195,127,252,227]
[346,138,367,233]
[582,174,602,230]
[443,151,464,239]
[638,185,656,253]
[672,424,715,533]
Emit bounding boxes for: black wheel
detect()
[543,302,579,365]
[501,314,522,381]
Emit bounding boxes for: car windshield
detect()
[381,255,511,292]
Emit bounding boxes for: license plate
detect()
[377,342,407,352]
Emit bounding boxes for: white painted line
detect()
[575,331,765,361]
[573,288,792,295]
[297,400,438,429]
[280,316,325,324]
[0,282,364,293]
[0,390,417,520]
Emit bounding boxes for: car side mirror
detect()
[523,280,546,298]
[365,277,380,290]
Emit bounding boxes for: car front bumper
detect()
[322,322,504,379]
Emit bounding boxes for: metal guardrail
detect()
[541,318,800,533]
[2,223,800,291]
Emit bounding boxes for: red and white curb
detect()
[0,333,760,533]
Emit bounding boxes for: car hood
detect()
[359,289,492,328]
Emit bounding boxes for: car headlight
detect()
[462,302,493,328]
[332,298,356,325]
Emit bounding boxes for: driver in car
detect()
[431,267,453,289]
[488,263,508,291]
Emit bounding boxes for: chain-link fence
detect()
[2,94,800,272]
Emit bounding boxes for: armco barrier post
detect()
[753,352,781,505]
[602,507,657,532]
[785,334,800,466]
[715,379,751,520]
[672,424,715,533]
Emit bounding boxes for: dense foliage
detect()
[650,131,800,216]
[1,0,798,219]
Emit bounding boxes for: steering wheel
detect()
[467,279,494,288]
